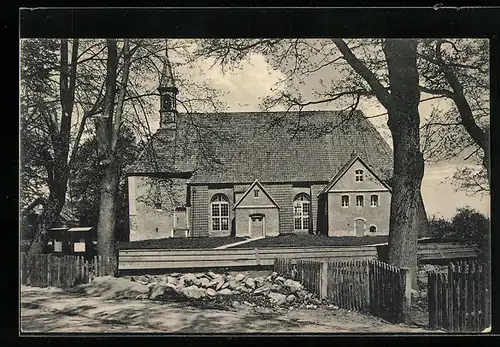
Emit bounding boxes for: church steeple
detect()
[158,40,178,130]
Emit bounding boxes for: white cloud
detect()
[192,53,286,112]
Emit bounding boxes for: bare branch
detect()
[332,39,393,110]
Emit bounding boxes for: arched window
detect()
[293,193,310,231]
[369,225,377,233]
[211,194,229,231]
[355,169,364,182]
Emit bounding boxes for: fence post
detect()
[254,248,260,266]
[320,261,328,300]
[364,261,370,312]
[400,267,412,324]
[428,271,437,329]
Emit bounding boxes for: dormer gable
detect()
[234,180,280,209]
[319,156,391,195]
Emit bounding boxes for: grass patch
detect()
[232,234,389,248]
[117,236,247,250]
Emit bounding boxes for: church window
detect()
[293,193,310,231]
[211,194,229,231]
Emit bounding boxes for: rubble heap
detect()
[127,271,328,309]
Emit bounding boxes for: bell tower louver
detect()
[158,40,178,130]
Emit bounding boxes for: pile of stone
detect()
[128,271,324,308]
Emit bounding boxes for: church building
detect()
[125,47,396,241]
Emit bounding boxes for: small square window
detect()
[356,195,364,207]
[355,169,364,182]
[254,190,259,198]
[341,195,349,207]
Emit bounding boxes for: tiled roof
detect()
[127,110,394,184]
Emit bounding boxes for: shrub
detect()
[451,206,490,263]
[451,206,490,242]
[428,215,454,239]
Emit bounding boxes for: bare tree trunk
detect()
[333,39,424,289]
[95,39,118,275]
[96,144,119,274]
[384,40,423,289]
[95,39,132,275]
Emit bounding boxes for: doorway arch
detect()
[354,218,366,237]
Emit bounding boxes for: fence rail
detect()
[273,258,410,324]
[428,260,491,332]
[119,246,378,271]
[376,242,479,264]
[20,253,113,289]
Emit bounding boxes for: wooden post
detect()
[428,271,437,329]
[400,267,412,325]
[47,255,52,287]
[255,248,260,266]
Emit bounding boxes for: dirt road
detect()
[21,285,431,333]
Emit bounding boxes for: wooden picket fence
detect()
[368,260,410,323]
[296,260,322,295]
[274,257,294,276]
[20,253,114,289]
[274,258,411,324]
[428,260,491,332]
[327,260,371,313]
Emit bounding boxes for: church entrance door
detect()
[250,215,265,238]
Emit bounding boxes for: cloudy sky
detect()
[171,49,490,220]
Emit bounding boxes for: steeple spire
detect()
[160,41,177,90]
[158,39,178,130]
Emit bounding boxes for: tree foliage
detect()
[429,207,490,263]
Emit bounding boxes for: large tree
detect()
[21,38,228,266]
[332,39,423,288]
